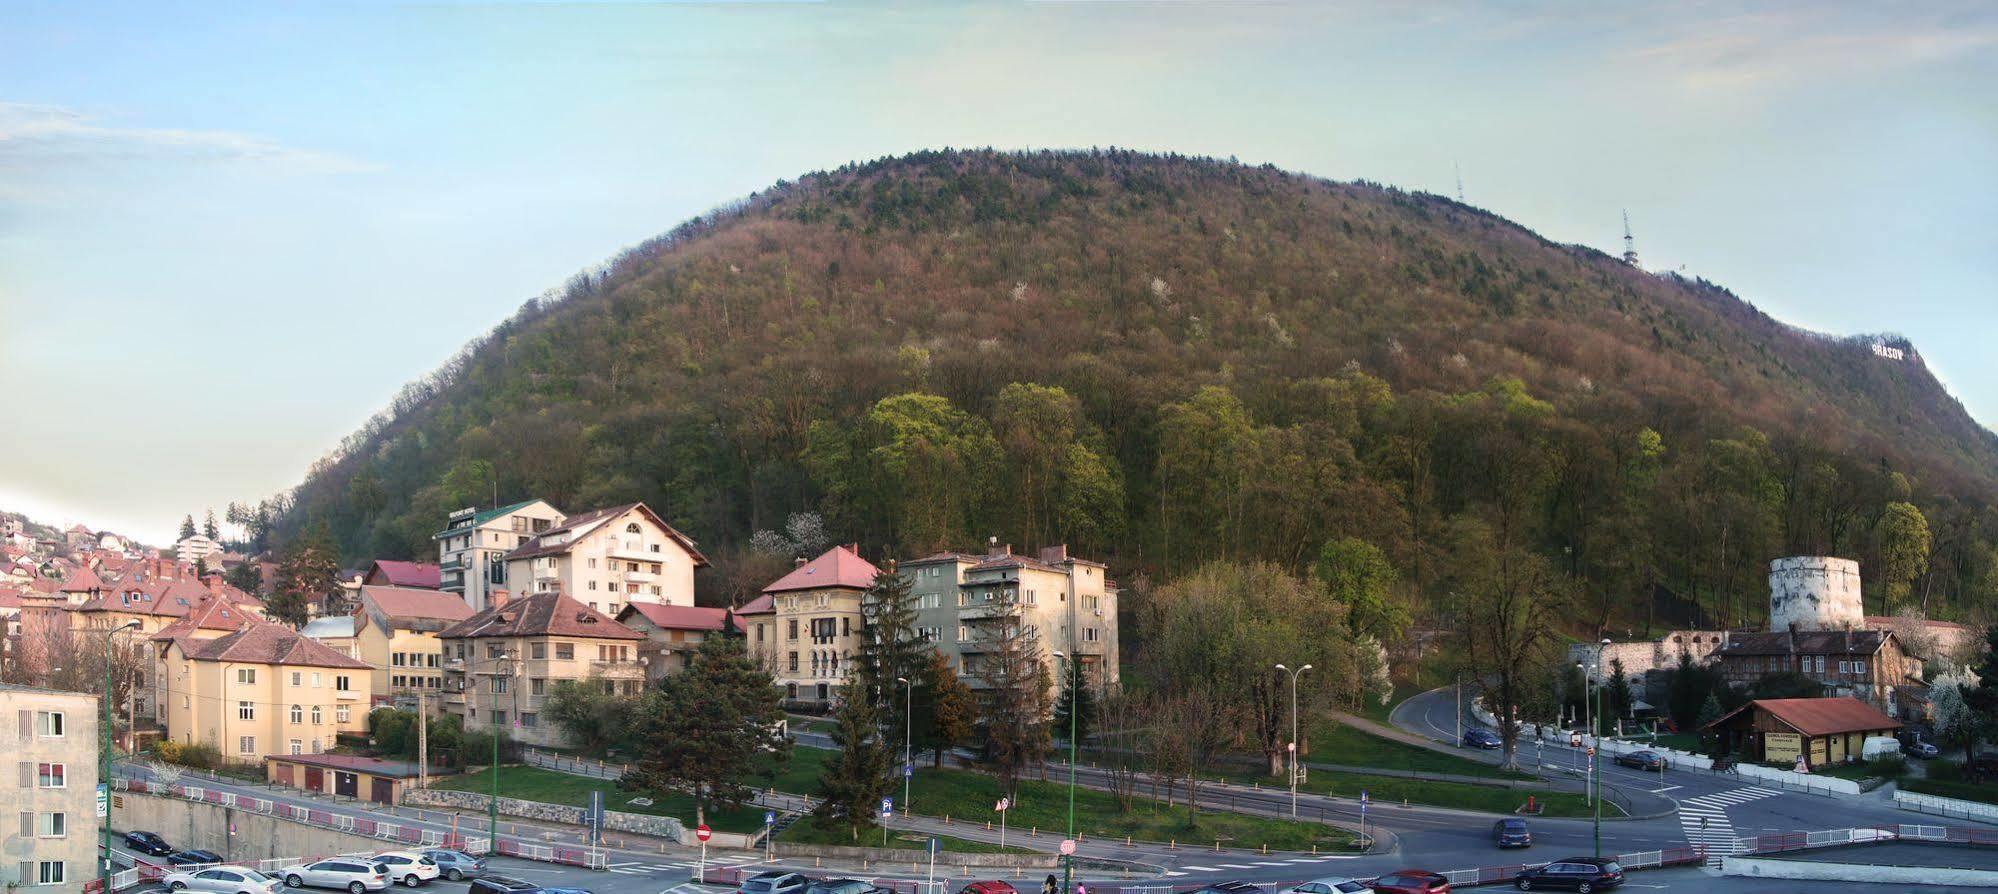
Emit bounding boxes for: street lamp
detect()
[1593,638,1609,859]
[486,649,513,848]
[896,676,912,814]
[1051,651,1079,894]
[1274,663,1312,817]
[90,619,141,894]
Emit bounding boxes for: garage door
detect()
[275,763,294,787]
[335,771,358,798]
[370,777,394,805]
[305,767,323,791]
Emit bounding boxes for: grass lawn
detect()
[1902,778,1998,806]
[1306,721,1533,781]
[1199,763,1594,818]
[778,822,1036,854]
[427,765,768,833]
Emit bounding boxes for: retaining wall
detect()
[774,843,1062,868]
[112,791,394,865]
[1722,854,1998,886]
[403,788,710,845]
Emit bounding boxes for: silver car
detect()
[1280,880,1370,894]
[164,868,284,894]
[279,859,391,894]
[418,850,485,882]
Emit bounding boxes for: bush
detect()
[153,740,221,770]
[1863,756,1908,779]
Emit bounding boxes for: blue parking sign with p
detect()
[880,797,894,818]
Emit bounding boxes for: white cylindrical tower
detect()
[1767,556,1864,632]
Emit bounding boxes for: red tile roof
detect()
[618,602,730,632]
[366,560,442,590]
[1703,696,1901,737]
[360,585,474,623]
[183,622,370,668]
[150,597,257,642]
[436,591,643,640]
[59,565,106,593]
[734,593,775,615]
[761,545,879,594]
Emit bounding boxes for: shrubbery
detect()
[153,740,221,770]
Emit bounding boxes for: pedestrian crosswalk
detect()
[607,855,763,875]
[1676,786,1781,866]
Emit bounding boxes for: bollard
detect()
[1261,844,1267,855]
[1311,845,1317,856]
[1169,840,1176,850]
[945,815,952,825]
[987,822,992,831]
[1032,827,1038,837]
[1125,837,1132,847]
[815,858,822,868]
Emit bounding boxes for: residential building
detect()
[435,591,645,748]
[71,575,264,636]
[63,526,94,549]
[1713,627,1921,713]
[156,622,373,762]
[2,683,97,893]
[759,546,878,708]
[174,535,222,568]
[147,597,259,725]
[499,503,709,617]
[615,603,731,683]
[434,500,566,612]
[299,615,359,660]
[1703,696,1900,769]
[350,585,476,703]
[362,561,442,591]
[902,541,1118,693]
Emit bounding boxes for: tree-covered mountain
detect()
[264,149,1998,629]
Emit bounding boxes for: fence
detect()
[110,778,472,852]
[524,748,626,781]
[97,843,398,893]
[1894,788,1998,822]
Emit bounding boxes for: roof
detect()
[262,752,452,778]
[433,499,550,538]
[617,602,730,632]
[901,551,981,567]
[360,585,475,624]
[183,622,370,668]
[734,593,775,615]
[436,591,643,641]
[500,502,710,568]
[300,615,359,639]
[1702,696,1901,737]
[150,596,258,641]
[761,545,879,594]
[366,560,441,590]
[59,565,106,593]
[1717,629,1892,657]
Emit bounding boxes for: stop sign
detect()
[696,824,712,842]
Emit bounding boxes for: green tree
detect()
[224,561,263,596]
[545,679,640,756]
[267,521,339,627]
[976,601,1051,794]
[369,708,415,755]
[1605,658,1634,727]
[1929,672,1977,761]
[814,682,893,839]
[179,515,197,541]
[1876,501,1932,612]
[1750,671,1825,701]
[1154,387,1257,569]
[1446,514,1572,770]
[855,561,927,758]
[1051,653,1097,745]
[623,634,789,827]
[914,648,973,767]
[202,509,220,541]
[1696,692,1726,755]
[1314,537,1408,643]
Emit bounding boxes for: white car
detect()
[370,852,440,888]
[1280,880,1371,894]
[164,867,285,894]
[278,859,391,894]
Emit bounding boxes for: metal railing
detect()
[111,778,470,851]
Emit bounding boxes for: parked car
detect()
[163,867,285,894]
[1512,857,1624,892]
[1369,871,1451,894]
[807,880,886,894]
[125,831,174,856]
[418,850,484,882]
[1612,750,1665,771]
[1281,878,1371,894]
[467,877,539,894]
[1192,883,1262,894]
[1491,818,1532,848]
[370,853,439,888]
[278,858,390,894]
[1903,740,1940,759]
[167,850,226,867]
[737,872,812,894]
[956,883,1016,894]
[1461,728,1502,750]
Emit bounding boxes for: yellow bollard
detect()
[987,821,992,831]
[1125,837,1131,847]
[1261,844,1268,855]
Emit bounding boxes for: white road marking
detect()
[1180,865,1221,871]
[1649,785,1682,793]
[1218,863,1257,869]
[1164,872,1187,878]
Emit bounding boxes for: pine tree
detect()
[1051,653,1097,745]
[855,560,928,758]
[1606,658,1633,725]
[815,682,893,840]
[267,521,338,627]
[1696,692,1726,757]
[624,634,788,826]
[202,509,220,541]
[915,648,974,767]
[178,515,197,541]
[977,601,1051,794]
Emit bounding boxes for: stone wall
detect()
[403,788,687,842]
[1769,556,1864,632]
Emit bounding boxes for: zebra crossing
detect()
[607,854,763,875]
[1677,786,1782,866]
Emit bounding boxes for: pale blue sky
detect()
[3,2,1993,544]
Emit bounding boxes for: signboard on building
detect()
[1766,732,1803,763]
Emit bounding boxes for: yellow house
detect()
[158,620,373,763]
[74,575,265,636]
[352,585,475,704]
[437,591,644,748]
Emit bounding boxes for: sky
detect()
[2,1,1994,545]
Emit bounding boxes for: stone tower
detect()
[1767,556,1864,632]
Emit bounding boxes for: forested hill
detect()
[269,149,1998,628]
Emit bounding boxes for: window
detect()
[236,668,256,685]
[311,706,321,724]
[588,581,598,591]
[292,672,302,685]
[957,626,968,642]
[626,523,641,533]
[289,705,303,724]
[650,544,660,553]
[238,701,255,720]
[555,643,574,660]
[487,645,503,659]
[1026,590,1037,605]
[392,653,406,667]
[520,713,538,728]
[755,624,765,643]
[393,675,406,688]
[1855,659,1868,675]
[335,676,351,691]
[312,672,322,687]
[787,652,799,672]
[336,705,349,723]
[289,739,302,755]
[36,764,63,788]
[787,619,799,641]
[36,861,65,885]
[311,738,323,754]
[1084,627,1100,643]
[238,736,255,755]
[649,585,661,596]
[530,678,546,696]
[33,712,62,738]
[491,676,508,693]
[588,557,599,569]
[493,710,507,727]
[530,642,547,659]
[956,593,970,607]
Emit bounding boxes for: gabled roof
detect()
[436,591,643,641]
[150,597,257,643]
[901,551,982,567]
[360,585,474,627]
[734,593,775,615]
[761,545,879,594]
[500,502,709,567]
[365,560,441,590]
[183,622,370,669]
[1717,629,1893,657]
[617,602,730,632]
[1702,696,1900,737]
[300,615,358,640]
[59,565,106,593]
[433,499,555,538]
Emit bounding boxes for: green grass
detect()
[1306,721,1534,781]
[427,765,768,832]
[1196,762,1594,818]
[778,823,1037,854]
[1902,778,1998,805]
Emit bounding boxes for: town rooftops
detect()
[59,565,106,593]
[1717,629,1892,657]
[365,560,442,590]
[1702,696,1901,737]
[500,502,710,567]
[617,602,731,632]
[182,622,371,669]
[262,752,453,778]
[359,585,475,627]
[436,590,643,640]
[433,498,552,539]
[761,545,879,594]
[149,596,257,643]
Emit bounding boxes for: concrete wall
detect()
[1723,854,1998,887]
[1895,789,1998,822]
[402,788,689,843]
[111,791,390,865]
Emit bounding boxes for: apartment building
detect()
[499,503,709,617]
[157,622,373,762]
[174,535,222,568]
[350,586,476,702]
[436,591,645,748]
[434,500,566,612]
[751,546,879,707]
[901,541,1118,692]
[2,683,97,893]
[615,603,732,683]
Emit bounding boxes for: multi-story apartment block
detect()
[615,603,732,683]
[902,541,1118,692]
[174,535,222,568]
[499,503,709,618]
[2,683,98,893]
[436,592,645,748]
[745,546,878,707]
[434,500,566,612]
[349,586,475,703]
[156,622,373,762]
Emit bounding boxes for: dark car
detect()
[467,877,538,894]
[738,872,812,894]
[807,881,884,894]
[1192,883,1262,894]
[1512,857,1623,892]
[125,831,174,857]
[1903,740,1939,759]
[1491,818,1532,848]
[1612,750,1665,771]
[1461,728,1502,750]
[168,850,226,867]
[1370,871,1451,894]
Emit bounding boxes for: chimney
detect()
[795,557,808,567]
[491,588,511,608]
[987,536,1010,558]
[1039,544,1069,565]
[1787,621,1798,653]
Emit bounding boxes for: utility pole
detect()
[418,692,429,790]
[897,676,912,814]
[96,620,140,894]
[1276,663,1312,817]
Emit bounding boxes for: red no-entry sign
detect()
[696,824,712,842]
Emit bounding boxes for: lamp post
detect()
[1593,638,1609,859]
[1576,661,1592,804]
[487,649,513,848]
[897,676,912,813]
[1052,651,1078,894]
[1274,663,1312,817]
[93,619,141,894]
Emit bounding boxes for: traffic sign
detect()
[95,783,108,818]
[1586,746,1596,757]
[880,796,894,818]
[765,811,776,827]
[695,824,712,842]
[904,762,913,778]
[1059,839,1075,856]
[1569,732,1583,747]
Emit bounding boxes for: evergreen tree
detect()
[1051,653,1097,745]
[815,682,893,840]
[1965,625,1998,755]
[224,561,263,596]
[624,634,789,827]
[202,508,220,541]
[977,601,1052,794]
[914,648,974,767]
[267,521,339,627]
[1696,692,1726,756]
[178,515,197,541]
[1606,658,1633,726]
[855,560,927,758]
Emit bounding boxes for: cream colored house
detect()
[435,499,567,612]
[902,542,1118,692]
[615,602,731,683]
[3,682,99,893]
[756,546,878,708]
[157,621,373,762]
[350,585,475,702]
[499,503,709,617]
[436,591,645,748]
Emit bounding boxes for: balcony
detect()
[606,539,657,561]
[590,661,645,678]
[624,570,657,584]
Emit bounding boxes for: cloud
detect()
[0,101,375,175]
[1626,8,1998,91]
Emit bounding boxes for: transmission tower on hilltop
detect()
[1621,209,1640,267]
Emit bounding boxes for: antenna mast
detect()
[1621,209,1640,267]
[1455,163,1465,203]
